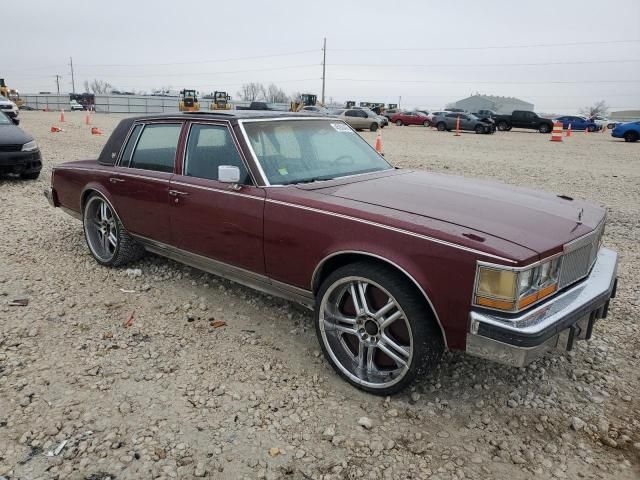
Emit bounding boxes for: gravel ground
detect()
[1,111,638,480]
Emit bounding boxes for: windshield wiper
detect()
[291,176,335,184]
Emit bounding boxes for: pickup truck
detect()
[493,111,554,133]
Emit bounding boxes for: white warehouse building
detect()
[452,94,534,114]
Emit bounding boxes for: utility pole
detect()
[321,37,326,105]
[399,96,401,109]
[69,57,76,94]
[54,75,61,95]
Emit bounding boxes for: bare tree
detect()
[264,84,289,103]
[83,79,113,94]
[290,91,302,103]
[580,100,609,118]
[236,82,266,102]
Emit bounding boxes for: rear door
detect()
[168,122,266,273]
[108,121,182,244]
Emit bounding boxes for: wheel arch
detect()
[79,185,125,229]
[311,250,448,349]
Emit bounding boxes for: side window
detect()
[120,124,143,166]
[446,113,458,118]
[345,110,357,117]
[184,124,250,184]
[129,123,181,173]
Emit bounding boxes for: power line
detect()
[332,39,640,52]
[329,78,639,85]
[329,59,640,68]
[73,64,319,79]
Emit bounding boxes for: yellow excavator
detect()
[0,78,23,107]
[210,91,231,110]
[179,89,199,112]
[290,93,318,112]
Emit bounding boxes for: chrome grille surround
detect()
[559,219,605,289]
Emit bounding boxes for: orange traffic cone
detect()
[50,126,63,133]
[60,110,65,122]
[85,112,91,125]
[566,123,572,137]
[91,127,103,135]
[454,116,461,136]
[374,129,383,154]
[550,122,563,142]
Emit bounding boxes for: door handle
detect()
[168,190,190,197]
[109,177,125,183]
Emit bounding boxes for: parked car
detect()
[433,112,495,134]
[492,111,554,133]
[352,106,388,127]
[554,116,601,132]
[45,110,618,394]
[382,108,400,120]
[70,99,84,111]
[591,115,611,129]
[390,111,430,127]
[0,96,19,120]
[0,111,42,179]
[235,102,289,111]
[611,121,640,142]
[473,110,497,121]
[427,111,447,124]
[300,105,330,114]
[332,108,382,131]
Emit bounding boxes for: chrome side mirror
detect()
[218,165,240,184]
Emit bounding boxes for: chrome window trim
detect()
[181,120,257,186]
[55,166,170,183]
[311,249,448,349]
[265,198,516,263]
[170,180,264,201]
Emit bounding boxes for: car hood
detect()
[311,170,604,256]
[0,124,32,144]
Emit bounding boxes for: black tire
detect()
[315,261,444,395]
[497,121,509,131]
[436,122,446,131]
[20,171,40,180]
[83,193,145,267]
[395,120,403,126]
[538,123,551,134]
[370,123,378,132]
[475,125,484,134]
[423,120,430,127]
[624,131,639,143]
[586,125,595,132]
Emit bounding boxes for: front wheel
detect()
[586,125,595,132]
[315,262,444,395]
[436,122,446,131]
[624,131,639,142]
[497,121,509,131]
[475,125,484,134]
[423,120,430,127]
[83,194,145,267]
[370,123,378,132]
[395,120,403,126]
[539,124,551,133]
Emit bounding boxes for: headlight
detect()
[22,140,38,152]
[474,257,562,312]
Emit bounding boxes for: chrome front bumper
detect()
[44,186,56,207]
[466,247,618,367]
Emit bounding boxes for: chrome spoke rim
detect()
[319,276,413,389]
[84,197,118,262]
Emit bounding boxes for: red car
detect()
[46,111,618,394]
[390,111,431,127]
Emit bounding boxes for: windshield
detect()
[0,112,11,124]
[242,119,392,186]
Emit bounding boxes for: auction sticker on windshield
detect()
[331,123,353,133]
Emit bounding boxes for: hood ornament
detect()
[577,208,584,224]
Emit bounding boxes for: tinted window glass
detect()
[184,124,250,184]
[345,110,357,117]
[120,124,143,165]
[129,124,181,173]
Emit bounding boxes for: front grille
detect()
[0,144,22,152]
[558,220,604,288]
[0,105,12,110]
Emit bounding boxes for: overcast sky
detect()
[5,0,639,113]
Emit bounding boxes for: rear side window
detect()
[120,124,143,166]
[129,123,181,173]
[184,124,251,184]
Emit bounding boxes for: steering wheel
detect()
[333,155,355,166]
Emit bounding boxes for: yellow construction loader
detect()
[179,89,199,112]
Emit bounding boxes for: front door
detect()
[109,122,182,244]
[169,122,266,274]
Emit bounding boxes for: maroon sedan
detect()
[390,111,431,127]
[46,111,618,394]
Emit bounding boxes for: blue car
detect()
[611,121,640,143]
[554,115,601,132]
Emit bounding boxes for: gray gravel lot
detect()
[1,111,638,479]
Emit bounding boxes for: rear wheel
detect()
[497,121,509,131]
[586,125,595,132]
[370,123,378,132]
[83,194,145,267]
[624,131,639,142]
[395,120,403,126]
[423,120,430,127]
[436,122,446,131]
[315,262,444,395]
[539,124,551,133]
[475,125,484,134]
